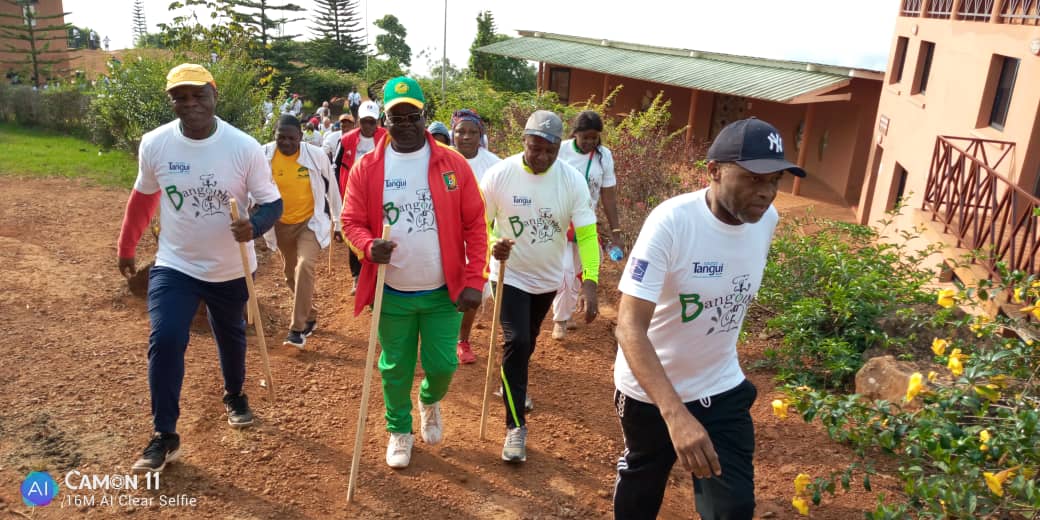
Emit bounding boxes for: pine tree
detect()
[307,0,365,71]
[0,0,72,87]
[468,11,535,92]
[373,14,410,67]
[131,0,147,44]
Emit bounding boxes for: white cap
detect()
[358,101,380,121]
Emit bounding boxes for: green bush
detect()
[89,52,274,153]
[0,83,93,138]
[287,67,363,111]
[758,214,938,389]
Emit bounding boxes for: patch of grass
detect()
[0,122,137,187]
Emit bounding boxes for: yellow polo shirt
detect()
[271,149,314,224]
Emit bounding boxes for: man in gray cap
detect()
[480,109,601,463]
[612,117,805,519]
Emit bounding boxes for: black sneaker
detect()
[302,320,317,337]
[284,330,306,349]
[223,392,255,428]
[131,432,180,473]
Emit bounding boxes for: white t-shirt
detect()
[323,130,342,158]
[464,147,501,183]
[481,154,596,294]
[557,138,616,208]
[615,188,778,404]
[357,135,375,157]
[382,143,444,291]
[134,118,281,282]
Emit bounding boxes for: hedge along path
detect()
[230,198,275,402]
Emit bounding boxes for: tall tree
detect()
[132,0,147,44]
[0,0,72,87]
[468,11,536,92]
[222,0,305,57]
[307,0,365,71]
[373,14,410,67]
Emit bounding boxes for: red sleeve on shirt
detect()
[117,189,160,259]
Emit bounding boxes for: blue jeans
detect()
[147,266,249,433]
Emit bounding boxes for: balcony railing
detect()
[902,0,1040,23]
[922,136,1032,281]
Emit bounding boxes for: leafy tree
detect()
[0,0,73,87]
[468,11,535,92]
[157,1,256,58]
[373,14,410,67]
[306,0,365,71]
[132,0,147,43]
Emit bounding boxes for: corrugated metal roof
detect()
[477,33,866,103]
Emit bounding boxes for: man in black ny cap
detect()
[612,117,805,519]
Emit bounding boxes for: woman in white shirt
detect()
[552,111,624,339]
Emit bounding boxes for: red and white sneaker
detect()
[456,340,477,364]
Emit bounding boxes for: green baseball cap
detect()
[383,76,425,111]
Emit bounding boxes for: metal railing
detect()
[902,0,924,16]
[922,136,1031,280]
[1002,0,1040,24]
[958,0,997,20]
[926,0,956,17]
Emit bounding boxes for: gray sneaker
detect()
[501,426,527,463]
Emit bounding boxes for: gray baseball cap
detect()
[523,110,563,144]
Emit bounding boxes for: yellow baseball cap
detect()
[165,63,216,92]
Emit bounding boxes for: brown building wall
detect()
[858,15,1040,225]
[0,0,70,81]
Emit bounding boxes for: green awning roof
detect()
[478,32,881,103]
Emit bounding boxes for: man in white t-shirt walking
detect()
[347,87,362,120]
[482,110,600,463]
[116,63,284,474]
[613,118,805,519]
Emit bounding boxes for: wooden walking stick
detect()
[347,224,392,503]
[229,198,275,402]
[479,261,507,441]
[327,225,334,275]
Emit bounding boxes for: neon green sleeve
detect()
[574,223,600,284]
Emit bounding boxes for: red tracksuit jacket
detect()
[341,131,490,316]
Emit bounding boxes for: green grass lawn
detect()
[0,122,137,187]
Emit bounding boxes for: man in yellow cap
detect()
[116,63,283,473]
[341,76,488,469]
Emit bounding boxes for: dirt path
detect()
[0,176,896,519]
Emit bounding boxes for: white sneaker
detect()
[419,400,443,445]
[385,432,414,469]
[552,321,567,340]
[502,426,528,463]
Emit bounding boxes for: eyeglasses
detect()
[386,112,424,126]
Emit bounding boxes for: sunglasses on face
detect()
[386,112,423,125]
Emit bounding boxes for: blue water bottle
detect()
[608,245,624,262]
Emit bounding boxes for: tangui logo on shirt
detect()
[385,178,407,190]
[512,195,532,207]
[167,162,190,174]
[691,261,725,278]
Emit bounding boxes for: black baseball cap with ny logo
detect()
[706,117,807,177]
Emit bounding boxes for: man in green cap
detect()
[341,76,489,469]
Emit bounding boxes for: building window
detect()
[913,41,935,95]
[989,56,1019,131]
[549,68,570,104]
[890,37,909,84]
[890,164,909,210]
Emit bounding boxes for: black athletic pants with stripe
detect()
[498,284,556,429]
[613,379,758,520]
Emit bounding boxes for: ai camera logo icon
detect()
[21,471,59,507]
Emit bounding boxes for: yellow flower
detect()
[792,496,810,516]
[906,372,924,402]
[772,399,789,420]
[794,473,812,495]
[948,348,965,376]
[979,429,991,451]
[983,466,1020,497]
[1014,287,1024,304]
[937,288,957,308]
[931,338,948,356]
[974,384,1001,403]
[927,371,938,383]
[1023,301,1040,321]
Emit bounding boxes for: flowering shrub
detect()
[774,266,1040,518]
